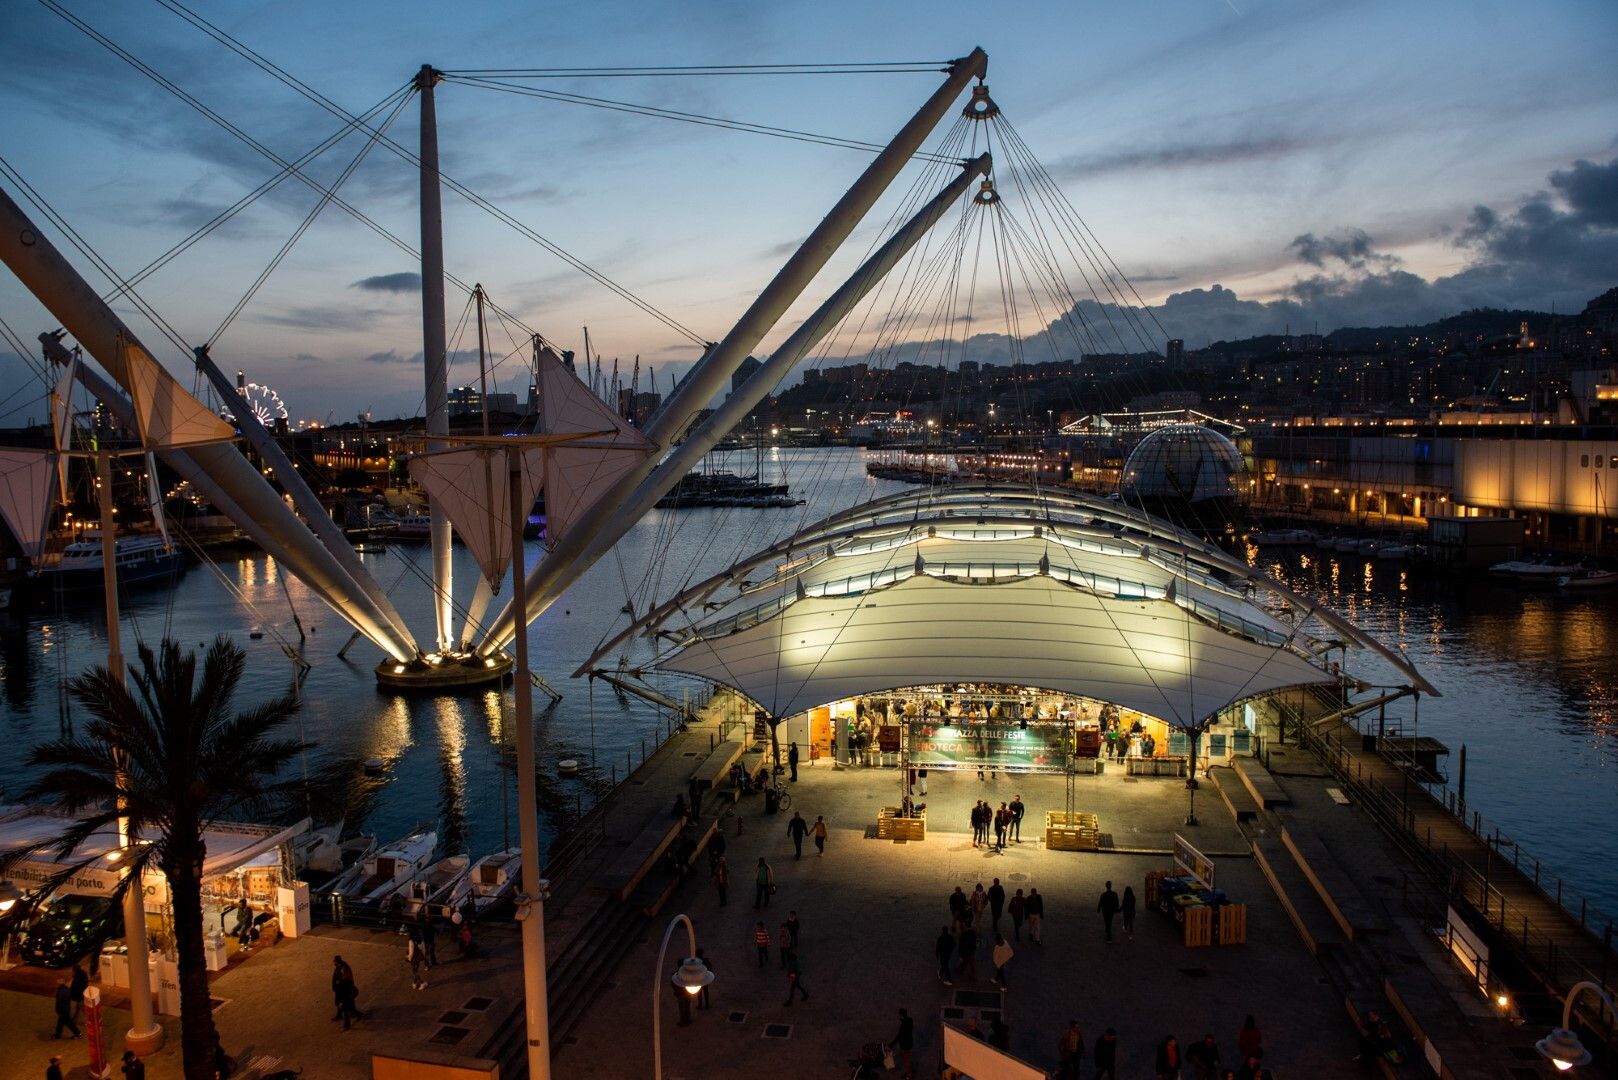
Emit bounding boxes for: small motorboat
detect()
[468,848,523,914]
[1558,568,1618,589]
[399,853,471,917]
[295,823,377,881]
[323,829,436,905]
[1252,528,1316,546]
[1332,537,1362,554]
[1375,543,1413,560]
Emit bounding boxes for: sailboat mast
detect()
[417,64,454,652]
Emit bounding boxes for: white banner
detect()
[942,1024,1049,1079]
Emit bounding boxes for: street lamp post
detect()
[653,913,714,1080]
[1538,980,1616,1071]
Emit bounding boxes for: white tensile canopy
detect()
[604,485,1434,727]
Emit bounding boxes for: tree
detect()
[23,637,307,1080]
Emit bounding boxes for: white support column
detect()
[418,64,455,652]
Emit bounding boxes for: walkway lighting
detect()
[1537,980,1614,1070]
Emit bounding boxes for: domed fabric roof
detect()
[1121,424,1246,503]
[592,484,1433,728]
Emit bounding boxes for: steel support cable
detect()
[444,62,951,77]
[988,124,1151,356]
[209,89,413,347]
[111,84,414,308]
[0,153,193,360]
[142,0,707,344]
[0,314,53,388]
[444,75,963,166]
[49,0,653,351]
[996,119,1168,351]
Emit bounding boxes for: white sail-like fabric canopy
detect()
[614,485,1433,727]
[0,449,57,562]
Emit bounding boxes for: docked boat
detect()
[1252,528,1316,546]
[1332,536,1362,554]
[468,848,523,914]
[1557,568,1618,589]
[387,510,433,541]
[322,829,436,904]
[294,823,376,881]
[42,535,185,590]
[1375,543,1413,560]
[1492,554,1584,582]
[399,853,471,916]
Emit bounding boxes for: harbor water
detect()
[2,448,1616,920]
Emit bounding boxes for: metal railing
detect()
[1298,718,1618,1008]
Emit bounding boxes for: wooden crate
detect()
[1044,810,1100,851]
[876,807,926,841]
[1217,903,1248,945]
[1144,869,1171,909]
[1183,904,1213,947]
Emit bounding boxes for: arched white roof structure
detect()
[586,484,1434,727]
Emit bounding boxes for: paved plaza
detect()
[566,764,1361,1079]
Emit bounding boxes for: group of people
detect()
[1105,726,1157,762]
[1052,1015,1268,1080]
[937,879,1046,988]
[749,910,809,1005]
[968,796,1025,849]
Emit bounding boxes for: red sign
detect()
[84,985,109,1079]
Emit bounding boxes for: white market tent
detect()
[588,484,1434,727]
[0,804,307,899]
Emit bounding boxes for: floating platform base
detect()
[375,651,514,691]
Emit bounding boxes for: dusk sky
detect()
[1,0,1615,423]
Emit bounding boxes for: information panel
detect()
[907,721,1069,773]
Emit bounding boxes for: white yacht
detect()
[323,829,436,904]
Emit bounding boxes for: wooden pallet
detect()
[1217,902,1248,945]
[1144,869,1171,909]
[1183,904,1213,947]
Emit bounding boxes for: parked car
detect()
[19,894,122,968]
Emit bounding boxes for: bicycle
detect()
[769,782,792,811]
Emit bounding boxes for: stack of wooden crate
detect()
[1044,810,1100,851]
[876,806,926,840]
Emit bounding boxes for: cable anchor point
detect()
[973,178,1001,206]
[963,83,1000,121]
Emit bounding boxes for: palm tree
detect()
[23,636,307,1080]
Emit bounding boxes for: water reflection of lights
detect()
[365,695,414,764]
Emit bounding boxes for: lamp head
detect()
[672,956,714,996]
[0,880,21,913]
[1537,1027,1591,1071]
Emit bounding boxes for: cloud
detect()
[1048,134,1325,181]
[361,348,420,365]
[255,305,387,332]
[1287,228,1399,270]
[352,272,421,294]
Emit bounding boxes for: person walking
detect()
[934,925,956,985]
[968,801,983,847]
[785,910,801,950]
[52,979,80,1038]
[712,854,730,907]
[332,954,362,1029]
[957,921,978,981]
[46,1055,64,1080]
[406,934,429,990]
[672,958,693,1027]
[782,950,809,1005]
[1093,1028,1120,1080]
[1026,887,1045,944]
[1156,1034,1183,1079]
[990,932,1014,990]
[778,923,792,968]
[786,811,809,859]
[969,882,988,927]
[230,896,254,949]
[811,814,828,856]
[788,741,800,781]
[890,1007,916,1079]
[1236,1015,1262,1063]
[1009,795,1025,843]
[987,878,1006,931]
[754,921,770,968]
[1057,1021,1085,1079]
[949,885,969,932]
[1122,885,1138,940]
[416,906,438,966]
[68,961,88,1022]
[754,857,775,908]
[1008,888,1026,941]
[992,803,1008,850]
[120,1051,146,1080]
[1099,881,1121,943]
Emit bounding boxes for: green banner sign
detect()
[907,721,1069,773]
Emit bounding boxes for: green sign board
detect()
[907,721,1069,773]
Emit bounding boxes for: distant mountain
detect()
[1202,306,1554,355]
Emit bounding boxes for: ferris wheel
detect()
[226,382,289,428]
